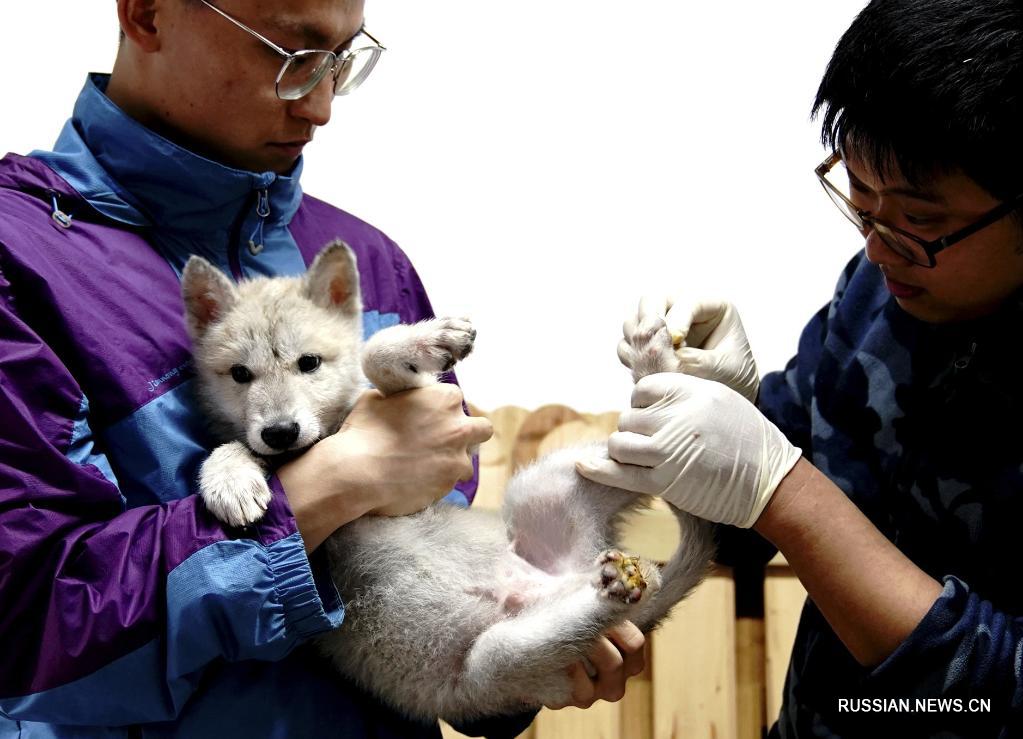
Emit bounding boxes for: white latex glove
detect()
[618,297,760,403]
[576,373,801,528]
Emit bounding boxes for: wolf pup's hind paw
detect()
[198,441,272,527]
[595,549,648,604]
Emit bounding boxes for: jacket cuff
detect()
[869,576,965,682]
[266,530,345,639]
[261,474,345,638]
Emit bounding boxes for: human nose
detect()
[288,72,335,126]
[862,226,913,268]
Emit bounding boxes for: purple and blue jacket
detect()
[0,74,521,739]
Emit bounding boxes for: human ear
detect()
[117,0,162,53]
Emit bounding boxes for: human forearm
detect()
[278,437,372,554]
[754,458,943,667]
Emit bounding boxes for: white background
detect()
[0,1,869,411]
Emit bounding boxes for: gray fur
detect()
[182,240,715,723]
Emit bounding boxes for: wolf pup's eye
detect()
[230,365,253,384]
[297,354,322,373]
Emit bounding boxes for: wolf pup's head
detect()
[182,240,366,456]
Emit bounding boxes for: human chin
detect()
[896,292,995,324]
[892,295,945,323]
[216,144,301,175]
[264,142,308,170]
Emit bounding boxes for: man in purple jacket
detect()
[0,0,643,736]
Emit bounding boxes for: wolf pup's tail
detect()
[631,507,716,633]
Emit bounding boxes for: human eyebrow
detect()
[881,185,947,206]
[846,164,946,205]
[266,18,365,52]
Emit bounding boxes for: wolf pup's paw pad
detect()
[412,317,476,374]
[595,549,647,604]
[198,442,272,528]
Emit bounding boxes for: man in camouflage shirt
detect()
[580,1,1023,736]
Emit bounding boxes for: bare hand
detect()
[339,383,493,515]
[545,621,646,710]
[280,383,493,551]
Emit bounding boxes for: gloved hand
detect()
[618,296,760,403]
[576,373,802,528]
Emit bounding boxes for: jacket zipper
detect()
[248,189,270,256]
[227,188,271,280]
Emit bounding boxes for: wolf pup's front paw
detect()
[362,317,476,395]
[199,441,272,527]
[595,549,650,604]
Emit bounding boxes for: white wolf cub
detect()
[181,241,715,724]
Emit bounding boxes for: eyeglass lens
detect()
[821,159,932,266]
[278,46,382,100]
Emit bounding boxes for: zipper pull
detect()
[953,341,977,372]
[255,188,271,218]
[936,340,977,406]
[248,189,270,255]
[49,191,73,229]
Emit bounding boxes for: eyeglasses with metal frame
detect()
[199,0,386,101]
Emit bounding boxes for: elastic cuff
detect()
[266,531,345,639]
[870,576,964,680]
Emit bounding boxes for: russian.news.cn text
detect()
[838,698,991,714]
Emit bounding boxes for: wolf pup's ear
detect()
[304,240,363,317]
[181,256,238,340]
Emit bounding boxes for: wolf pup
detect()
[181,241,715,724]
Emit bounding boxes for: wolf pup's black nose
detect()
[261,422,300,450]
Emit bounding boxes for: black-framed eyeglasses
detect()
[815,151,1023,268]
[199,0,385,101]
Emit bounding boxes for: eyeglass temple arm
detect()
[358,26,386,51]
[935,190,1023,250]
[199,0,291,58]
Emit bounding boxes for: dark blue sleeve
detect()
[868,577,1023,728]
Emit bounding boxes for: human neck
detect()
[106,55,168,136]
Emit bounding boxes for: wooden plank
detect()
[619,501,680,564]
[651,570,737,739]
[734,616,765,739]
[512,405,584,469]
[469,405,529,511]
[537,418,611,457]
[764,561,806,724]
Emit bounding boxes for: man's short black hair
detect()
[813,0,1023,201]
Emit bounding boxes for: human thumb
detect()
[575,457,651,494]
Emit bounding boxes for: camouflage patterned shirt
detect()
[748,251,1023,737]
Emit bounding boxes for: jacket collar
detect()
[30,73,303,234]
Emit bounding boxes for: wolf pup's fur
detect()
[181,241,715,724]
